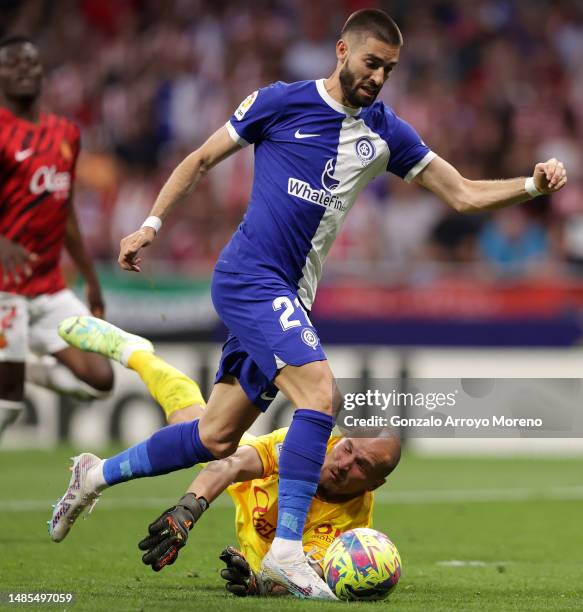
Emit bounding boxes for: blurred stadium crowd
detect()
[2,0,582,281]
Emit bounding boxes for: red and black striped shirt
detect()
[0,107,80,296]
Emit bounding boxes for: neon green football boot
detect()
[58,316,154,366]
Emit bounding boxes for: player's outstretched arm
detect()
[138,445,264,572]
[118,126,241,272]
[64,200,105,317]
[415,156,567,213]
[186,444,264,502]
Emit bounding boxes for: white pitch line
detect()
[437,560,513,567]
[374,484,583,504]
[2,485,583,513]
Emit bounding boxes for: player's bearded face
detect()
[339,57,380,107]
[338,38,400,108]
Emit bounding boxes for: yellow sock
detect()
[127,351,206,419]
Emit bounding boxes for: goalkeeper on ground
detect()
[141,426,400,596]
[50,316,400,596]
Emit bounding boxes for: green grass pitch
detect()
[1,447,582,611]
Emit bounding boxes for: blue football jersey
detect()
[216,79,436,309]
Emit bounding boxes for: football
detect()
[323,528,402,601]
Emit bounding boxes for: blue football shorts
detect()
[211,270,327,411]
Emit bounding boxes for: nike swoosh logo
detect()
[294,130,320,139]
[15,148,34,161]
[260,391,277,401]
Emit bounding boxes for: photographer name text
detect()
[343,415,544,429]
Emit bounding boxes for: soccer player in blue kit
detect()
[50,8,567,599]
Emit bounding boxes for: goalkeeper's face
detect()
[318,436,400,500]
[338,35,400,108]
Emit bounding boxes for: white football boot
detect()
[261,548,338,600]
[48,453,103,543]
[58,316,153,366]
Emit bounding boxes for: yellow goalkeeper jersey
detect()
[227,428,374,573]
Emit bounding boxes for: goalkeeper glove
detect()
[138,493,207,571]
[219,546,273,596]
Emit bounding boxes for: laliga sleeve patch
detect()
[235,90,258,120]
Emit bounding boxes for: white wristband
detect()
[525,177,542,198]
[141,216,162,233]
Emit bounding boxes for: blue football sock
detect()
[102,418,215,485]
[276,408,335,541]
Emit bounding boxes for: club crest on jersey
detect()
[321,158,340,192]
[235,90,258,120]
[301,327,319,350]
[355,137,376,164]
[60,140,73,161]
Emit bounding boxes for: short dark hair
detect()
[341,9,403,47]
[0,35,34,51]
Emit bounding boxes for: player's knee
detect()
[66,354,114,392]
[199,420,240,458]
[88,366,114,392]
[204,436,239,459]
[83,361,114,392]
